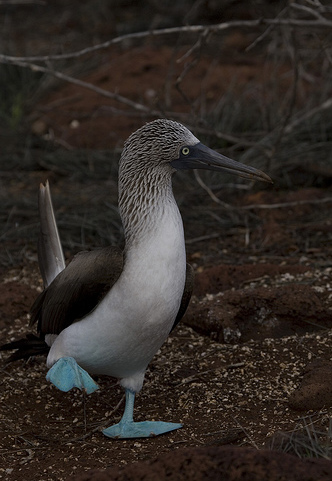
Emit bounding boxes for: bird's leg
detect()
[46,356,99,395]
[102,388,182,439]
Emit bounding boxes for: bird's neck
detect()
[118,168,180,250]
[118,167,186,308]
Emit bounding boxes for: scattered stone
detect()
[289,360,332,410]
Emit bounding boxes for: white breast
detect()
[46,201,186,392]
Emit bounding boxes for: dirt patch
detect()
[70,446,332,481]
[187,264,332,343]
[1,257,332,480]
[193,263,312,296]
[289,360,332,411]
[0,281,39,329]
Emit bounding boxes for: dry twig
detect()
[66,393,125,443]
[243,197,332,210]
[194,171,233,209]
[1,12,331,64]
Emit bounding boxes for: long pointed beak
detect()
[171,142,272,183]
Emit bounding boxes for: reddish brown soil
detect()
[30,43,286,150]
[70,446,332,481]
[1,3,332,480]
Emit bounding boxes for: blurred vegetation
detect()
[0,0,332,265]
[0,64,42,130]
[269,416,332,460]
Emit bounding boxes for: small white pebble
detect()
[70,119,80,129]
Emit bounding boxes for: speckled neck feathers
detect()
[118,119,199,245]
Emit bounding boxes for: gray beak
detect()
[171,142,272,183]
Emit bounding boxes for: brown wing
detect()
[30,246,123,335]
[171,263,194,332]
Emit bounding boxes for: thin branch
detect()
[265,17,332,28]
[176,362,246,386]
[176,28,210,63]
[243,197,332,210]
[284,97,332,135]
[240,90,332,165]
[245,6,289,52]
[290,2,326,20]
[185,233,220,245]
[1,17,331,64]
[0,0,46,4]
[3,52,271,150]
[1,58,157,115]
[194,170,233,209]
[66,394,125,443]
[269,13,301,159]
[0,22,261,63]
[187,125,265,150]
[234,418,259,450]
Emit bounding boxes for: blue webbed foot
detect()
[103,420,182,439]
[102,388,182,439]
[46,356,99,395]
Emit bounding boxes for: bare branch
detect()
[246,5,289,52]
[0,51,285,152]
[186,125,264,150]
[0,22,261,63]
[176,28,210,63]
[194,170,233,209]
[1,16,331,65]
[284,97,332,135]
[2,58,158,114]
[66,394,125,443]
[243,197,332,210]
[0,0,45,4]
[290,2,324,20]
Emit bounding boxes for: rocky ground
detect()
[1,1,332,480]
[1,183,332,480]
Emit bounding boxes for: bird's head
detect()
[120,119,272,184]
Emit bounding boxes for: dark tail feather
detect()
[0,333,49,362]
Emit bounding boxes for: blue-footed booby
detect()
[1,119,271,438]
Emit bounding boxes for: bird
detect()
[0,119,272,439]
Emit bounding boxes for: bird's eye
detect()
[181,147,190,156]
